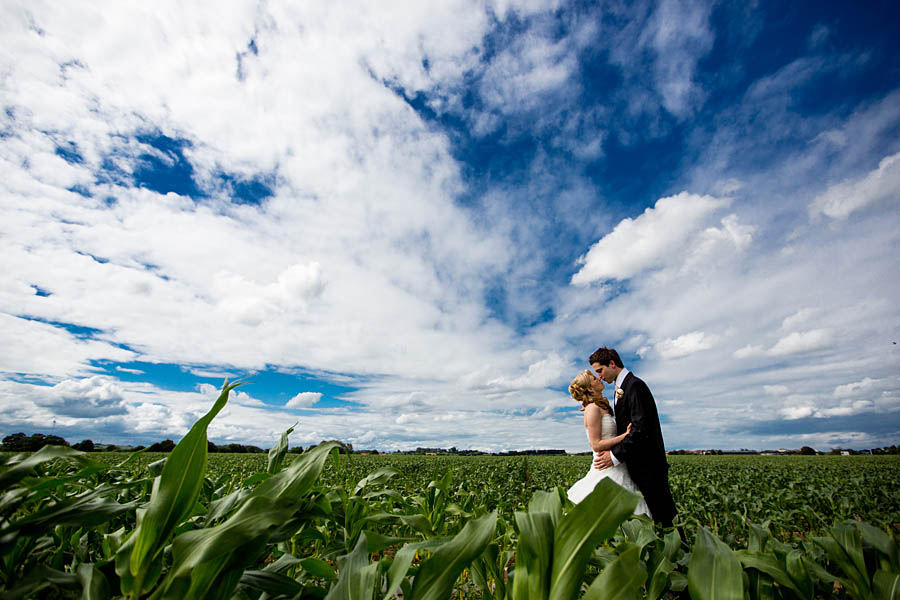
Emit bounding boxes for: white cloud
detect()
[763,385,789,396]
[780,404,814,420]
[35,376,127,418]
[285,392,322,409]
[810,152,900,220]
[572,192,731,284]
[782,308,816,330]
[734,345,766,359]
[655,331,717,359]
[833,377,877,399]
[643,0,715,118]
[769,329,833,356]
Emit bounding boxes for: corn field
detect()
[2,382,899,599]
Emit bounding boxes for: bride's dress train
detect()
[567,414,651,518]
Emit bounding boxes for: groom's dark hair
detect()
[589,347,623,368]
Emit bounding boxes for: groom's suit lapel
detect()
[616,371,635,415]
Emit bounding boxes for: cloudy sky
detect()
[2,0,899,453]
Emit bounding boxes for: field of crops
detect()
[2,383,899,599]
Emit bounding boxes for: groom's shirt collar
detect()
[615,368,629,390]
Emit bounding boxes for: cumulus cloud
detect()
[643,0,715,117]
[571,192,731,284]
[810,152,900,220]
[36,376,127,418]
[285,392,322,409]
[769,329,833,356]
[654,331,717,359]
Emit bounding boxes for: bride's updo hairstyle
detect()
[569,370,612,413]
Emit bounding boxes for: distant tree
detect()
[1,432,30,451]
[799,446,816,455]
[72,439,95,452]
[288,446,305,454]
[208,441,218,453]
[146,439,176,452]
[2,432,70,452]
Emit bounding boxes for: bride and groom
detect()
[566,347,677,528]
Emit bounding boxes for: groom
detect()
[590,347,677,527]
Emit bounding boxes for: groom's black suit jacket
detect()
[611,371,677,526]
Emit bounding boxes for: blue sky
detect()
[2,0,899,452]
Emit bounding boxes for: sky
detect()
[2,0,899,453]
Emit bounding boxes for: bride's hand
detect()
[625,423,632,434]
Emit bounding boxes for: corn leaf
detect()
[582,543,647,600]
[512,510,554,600]
[267,421,297,475]
[325,533,379,600]
[549,478,639,600]
[76,563,110,600]
[126,380,243,586]
[410,511,497,600]
[688,527,744,600]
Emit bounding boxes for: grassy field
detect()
[3,387,898,599]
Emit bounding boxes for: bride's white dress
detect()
[567,414,651,518]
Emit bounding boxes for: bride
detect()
[566,369,651,518]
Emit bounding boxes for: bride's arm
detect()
[585,406,631,452]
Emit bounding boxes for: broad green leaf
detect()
[267,421,297,475]
[748,523,770,553]
[249,441,340,503]
[736,550,806,597]
[874,570,900,600]
[239,570,304,598]
[512,510,554,600]
[325,533,379,600]
[76,563,110,600]
[688,527,744,600]
[582,543,647,600]
[353,467,400,495]
[381,538,448,600]
[411,511,498,600]
[0,445,88,489]
[302,557,338,580]
[166,495,295,581]
[646,546,675,600]
[854,521,899,570]
[362,530,414,554]
[549,478,639,600]
[620,516,658,553]
[527,490,562,528]
[126,380,243,587]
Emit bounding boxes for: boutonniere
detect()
[615,388,624,400]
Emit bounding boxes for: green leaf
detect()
[76,563,110,600]
[527,490,562,528]
[511,510,554,600]
[854,521,899,570]
[126,379,243,587]
[688,527,744,600]
[736,550,806,597]
[0,445,88,490]
[353,467,400,495]
[325,533,379,600]
[646,546,675,600]
[873,570,900,600]
[239,570,304,598]
[302,557,338,581]
[582,543,647,600]
[549,478,639,600]
[362,530,414,555]
[410,511,498,600]
[381,538,448,600]
[267,421,297,475]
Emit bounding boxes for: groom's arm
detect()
[610,380,655,463]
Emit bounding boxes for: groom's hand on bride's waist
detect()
[593,450,613,470]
